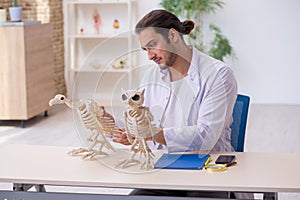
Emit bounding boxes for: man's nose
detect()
[146,48,155,60]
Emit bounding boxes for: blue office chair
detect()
[230,95,273,199]
[230,94,250,152]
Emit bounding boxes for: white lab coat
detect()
[140,47,237,153]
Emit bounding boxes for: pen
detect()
[225,161,237,167]
[205,157,212,166]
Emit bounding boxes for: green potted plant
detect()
[160,0,233,61]
[9,0,22,22]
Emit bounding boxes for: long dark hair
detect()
[135,9,194,41]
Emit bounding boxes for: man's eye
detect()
[148,42,156,48]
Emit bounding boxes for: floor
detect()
[0,104,299,199]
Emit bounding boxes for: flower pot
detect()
[0,8,7,22]
[9,7,22,22]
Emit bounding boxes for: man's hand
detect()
[99,106,115,121]
[153,128,166,145]
[112,128,166,146]
[112,132,132,145]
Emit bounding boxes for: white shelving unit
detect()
[63,0,137,105]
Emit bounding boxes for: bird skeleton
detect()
[116,88,157,170]
[49,94,121,160]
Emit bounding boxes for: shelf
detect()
[66,0,134,5]
[68,33,130,39]
[73,68,130,73]
[64,0,137,99]
[75,92,126,107]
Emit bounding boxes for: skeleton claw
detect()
[68,148,89,156]
[68,148,108,161]
[82,151,97,161]
[140,160,154,170]
[82,150,109,161]
[115,159,140,169]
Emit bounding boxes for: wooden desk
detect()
[0,144,299,199]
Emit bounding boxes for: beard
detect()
[159,49,177,70]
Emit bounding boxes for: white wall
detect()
[136,0,300,104]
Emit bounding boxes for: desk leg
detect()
[263,192,278,200]
[13,183,32,191]
[13,183,46,192]
[35,184,46,192]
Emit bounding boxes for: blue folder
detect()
[154,153,210,170]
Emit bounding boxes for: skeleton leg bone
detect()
[87,131,98,142]
[115,139,141,168]
[82,139,110,160]
[115,151,140,168]
[140,139,154,170]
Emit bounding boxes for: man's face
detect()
[138,28,177,69]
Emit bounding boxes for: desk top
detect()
[0,144,299,193]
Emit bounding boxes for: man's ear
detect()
[168,28,178,42]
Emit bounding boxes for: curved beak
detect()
[49,98,57,107]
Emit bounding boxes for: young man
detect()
[113,9,253,199]
[114,9,237,154]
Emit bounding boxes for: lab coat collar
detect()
[186,47,201,95]
[182,47,201,118]
[159,68,170,82]
[158,47,202,119]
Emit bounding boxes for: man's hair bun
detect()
[181,20,195,35]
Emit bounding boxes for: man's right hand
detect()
[112,132,132,145]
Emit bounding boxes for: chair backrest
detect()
[230,94,250,152]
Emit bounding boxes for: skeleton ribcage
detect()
[126,110,155,138]
[78,100,116,132]
[78,102,100,130]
